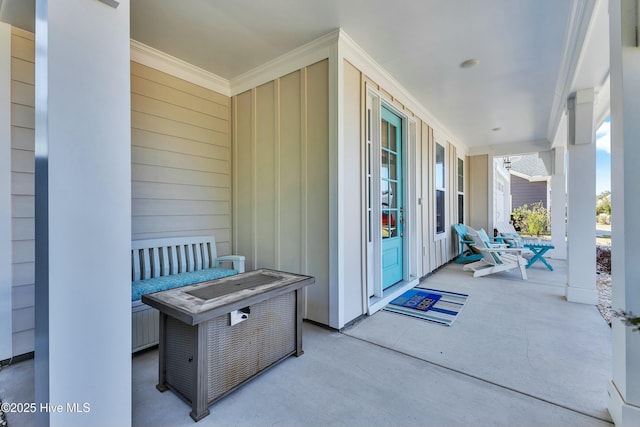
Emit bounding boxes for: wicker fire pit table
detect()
[142,268,315,421]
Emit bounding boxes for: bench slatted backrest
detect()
[131,236,218,281]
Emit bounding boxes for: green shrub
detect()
[612,310,640,333]
[596,198,611,215]
[511,202,550,237]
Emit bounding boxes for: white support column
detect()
[328,37,341,328]
[565,88,598,304]
[608,1,640,425]
[34,1,131,426]
[549,146,567,260]
[0,22,13,361]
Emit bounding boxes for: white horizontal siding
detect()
[12,240,34,264]
[131,216,230,237]
[10,148,33,172]
[1,23,12,360]
[132,181,229,201]
[12,306,34,332]
[10,28,34,356]
[12,329,33,356]
[132,199,230,216]
[130,74,227,117]
[131,62,232,248]
[132,146,229,173]
[11,104,34,128]
[12,262,34,287]
[11,218,34,240]
[10,58,33,85]
[12,284,34,309]
[11,80,34,106]
[10,172,33,195]
[11,126,34,150]
[132,128,228,159]
[5,33,234,357]
[11,195,33,217]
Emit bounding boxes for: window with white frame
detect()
[435,142,445,234]
[457,157,464,225]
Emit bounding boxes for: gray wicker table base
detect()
[142,269,315,421]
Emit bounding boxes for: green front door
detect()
[381,107,403,289]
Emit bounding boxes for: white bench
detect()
[131,236,245,352]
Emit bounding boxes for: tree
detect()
[596,192,611,216]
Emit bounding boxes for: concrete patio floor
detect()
[1,259,613,427]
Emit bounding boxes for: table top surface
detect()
[141,268,314,325]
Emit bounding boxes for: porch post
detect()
[549,146,567,259]
[565,88,598,304]
[607,1,640,425]
[34,1,131,426]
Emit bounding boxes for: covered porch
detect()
[2,260,613,426]
[1,1,639,426]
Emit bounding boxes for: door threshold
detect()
[367,278,418,315]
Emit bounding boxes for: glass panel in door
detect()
[381,106,403,289]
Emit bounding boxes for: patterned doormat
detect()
[0,398,7,427]
[384,287,468,326]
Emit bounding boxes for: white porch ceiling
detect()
[129,0,610,153]
[1,0,610,153]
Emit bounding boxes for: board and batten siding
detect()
[232,60,330,325]
[10,27,35,356]
[131,62,233,256]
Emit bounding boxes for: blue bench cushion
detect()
[132,267,238,301]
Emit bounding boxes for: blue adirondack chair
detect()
[452,223,483,264]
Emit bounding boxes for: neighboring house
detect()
[509,154,551,210]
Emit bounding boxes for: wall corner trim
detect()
[230,30,339,96]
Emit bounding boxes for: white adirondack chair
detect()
[463,228,528,280]
[494,221,536,247]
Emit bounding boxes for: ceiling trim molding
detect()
[546,0,598,143]
[130,39,231,96]
[468,139,551,157]
[338,30,467,152]
[229,29,339,96]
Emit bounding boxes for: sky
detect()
[595,116,611,195]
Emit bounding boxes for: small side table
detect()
[523,241,555,271]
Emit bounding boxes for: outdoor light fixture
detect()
[503,156,512,170]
